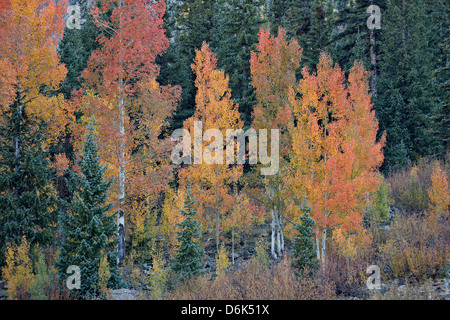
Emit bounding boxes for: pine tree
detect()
[292,196,318,275]
[159,0,215,129]
[329,0,384,74]
[376,0,441,171]
[56,123,119,298]
[299,0,333,71]
[59,0,100,99]
[270,0,311,40]
[0,98,57,268]
[171,184,204,281]
[211,0,265,125]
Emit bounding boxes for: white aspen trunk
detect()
[271,207,277,259]
[315,231,321,261]
[321,226,327,268]
[117,89,126,267]
[215,163,219,252]
[321,112,328,269]
[275,207,281,258]
[117,0,126,267]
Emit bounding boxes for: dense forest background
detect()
[0,0,448,300]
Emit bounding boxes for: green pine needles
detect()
[56,123,119,298]
[292,195,318,276]
[0,98,57,268]
[171,184,204,281]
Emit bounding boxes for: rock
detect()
[398,285,406,294]
[109,289,139,300]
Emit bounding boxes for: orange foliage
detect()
[0,0,71,144]
[288,53,385,257]
[79,0,180,206]
[179,42,243,236]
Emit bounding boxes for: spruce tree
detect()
[270,0,333,71]
[56,123,119,298]
[376,0,441,171]
[0,97,57,268]
[328,0,384,74]
[58,0,99,99]
[270,0,311,40]
[211,0,265,125]
[292,196,318,275]
[159,0,215,130]
[171,184,204,281]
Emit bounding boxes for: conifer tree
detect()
[59,0,100,99]
[0,100,57,267]
[376,0,441,171]
[57,123,119,298]
[292,196,318,275]
[171,184,204,281]
[211,0,265,124]
[159,0,215,129]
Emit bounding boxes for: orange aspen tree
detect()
[179,42,243,252]
[288,53,385,265]
[0,0,70,143]
[249,27,302,259]
[80,0,180,267]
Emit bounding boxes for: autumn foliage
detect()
[0,0,448,301]
[287,52,385,262]
[0,0,70,143]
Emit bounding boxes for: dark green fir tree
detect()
[171,184,204,281]
[159,0,215,130]
[0,95,57,268]
[376,0,441,171]
[56,123,119,298]
[58,0,99,99]
[211,0,265,125]
[292,195,318,276]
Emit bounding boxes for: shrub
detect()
[30,252,51,300]
[168,257,336,300]
[380,213,450,280]
[215,243,230,280]
[149,249,168,300]
[368,178,392,223]
[387,158,438,214]
[2,236,34,300]
[427,162,449,219]
[255,237,270,268]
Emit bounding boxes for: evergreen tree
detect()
[0,97,57,268]
[430,0,450,157]
[211,0,265,125]
[329,0,384,74]
[59,0,99,99]
[270,0,333,71]
[270,0,311,40]
[159,0,215,129]
[435,36,450,155]
[171,184,204,281]
[56,123,119,298]
[376,0,441,171]
[292,196,318,275]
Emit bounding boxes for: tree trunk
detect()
[271,207,277,259]
[117,88,126,268]
[117,0,126,267]
[215,163,219,252]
